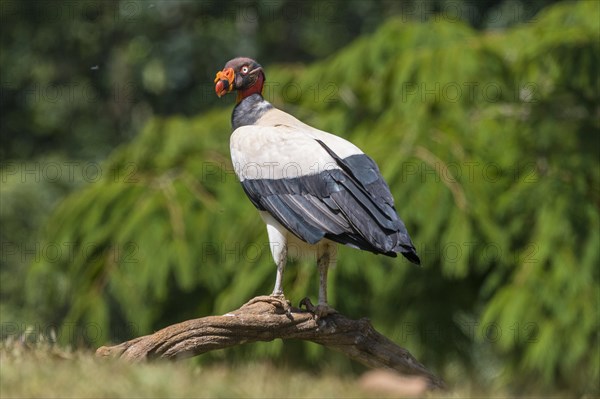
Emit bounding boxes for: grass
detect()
[1,341,587,398]
[0,341,379,398]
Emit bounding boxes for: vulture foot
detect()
[299,297,338,320]
[244,295,290,314]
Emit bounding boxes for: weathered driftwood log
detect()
[96,296,445,389]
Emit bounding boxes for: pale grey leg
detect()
[272,248,287,296]
[317,248,330,305]
[314,242,338,318]
[264,220,287,297]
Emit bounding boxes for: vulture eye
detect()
[241,66,249,74]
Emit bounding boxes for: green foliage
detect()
[21,1,599,395]
[2,0,554,160]
[0,158,88,327]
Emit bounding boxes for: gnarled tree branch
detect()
[96,296,445,390]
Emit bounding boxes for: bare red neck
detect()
[236,73,265,104]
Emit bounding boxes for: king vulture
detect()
[215,57,420,317]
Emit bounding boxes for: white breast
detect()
[230,108,363,182]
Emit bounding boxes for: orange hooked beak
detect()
[214,68,235,97]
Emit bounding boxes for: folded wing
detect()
[231,124,420,263]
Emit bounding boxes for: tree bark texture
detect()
[96,296,445,390]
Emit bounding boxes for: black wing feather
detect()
[240,142,420,264]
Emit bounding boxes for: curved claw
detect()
[299,297,316,312]
[299,297,337,320]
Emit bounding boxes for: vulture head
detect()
[214,57,265,102]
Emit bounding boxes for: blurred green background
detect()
[1,0,598,396]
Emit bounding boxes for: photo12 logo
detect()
[0,1,142,23]
[401,81,539,104]
[1,241,140,264]
[1,81,136,105]
[1,161,141,184]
